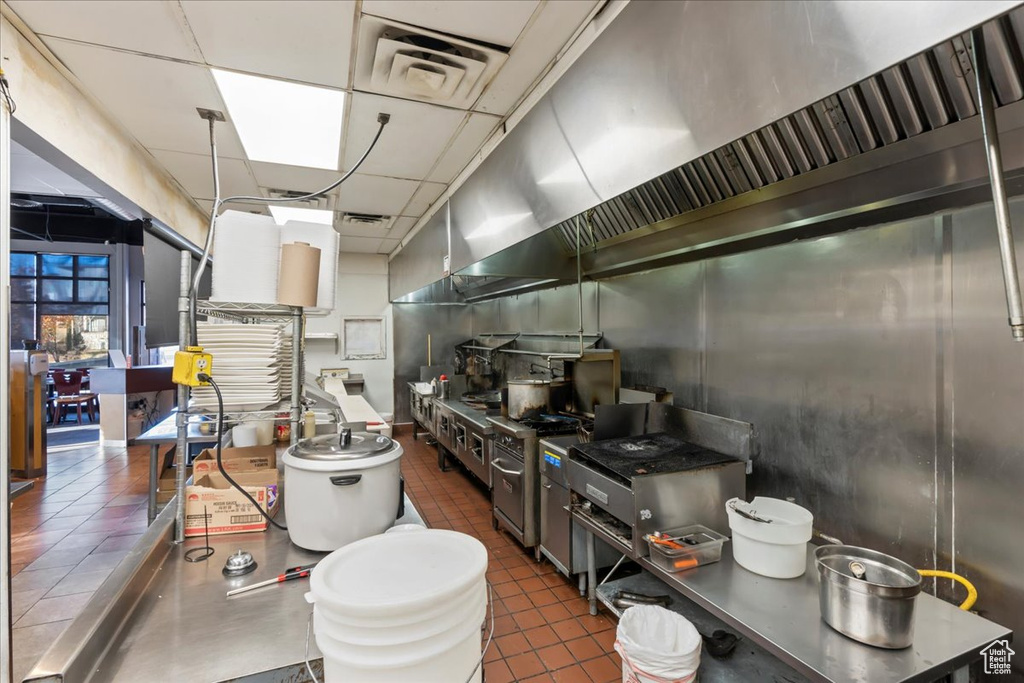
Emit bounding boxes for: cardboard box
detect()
[184,470,279,537]
[157,465,191,505]
[192,445,276,478]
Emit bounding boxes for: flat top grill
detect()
[519,414,580,437]
[571,432,737,483]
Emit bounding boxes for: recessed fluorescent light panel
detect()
[268,206,335,226]
[212,69,345,170]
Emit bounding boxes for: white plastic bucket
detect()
[308,529,488,682]
[726,497,813,579]
[614,605,701,683]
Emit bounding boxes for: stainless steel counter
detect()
[434,398,494,433]
[633,544,1010,683]
[27,495,424,683]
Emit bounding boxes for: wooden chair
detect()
[49,370,99,425]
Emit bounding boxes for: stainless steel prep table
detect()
[134,411,218,525]
[27,494,424,683]
[579,516,1011,683]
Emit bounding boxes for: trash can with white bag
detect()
[614,605,702,683]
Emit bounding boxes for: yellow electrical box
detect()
[172,346,213,387]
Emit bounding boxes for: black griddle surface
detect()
[570,432,738,483]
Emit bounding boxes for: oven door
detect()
[491,443,524,533]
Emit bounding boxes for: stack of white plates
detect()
[278,332,294,398]
[192,323,282,412]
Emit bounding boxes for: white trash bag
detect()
[614,605,701,683]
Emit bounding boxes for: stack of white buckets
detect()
[306,528,488,682]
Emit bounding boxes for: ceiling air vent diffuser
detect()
[264,188,334,212]
[337,212,394,234]
[356,16,509,109]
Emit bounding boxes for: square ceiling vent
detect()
[264,188,335,212]
[355,16,509,109]
[336,212,395,235]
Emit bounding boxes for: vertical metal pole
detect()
[174,251,192,542]
[0,74,14,683]
[971,28,1024,341]
[290,307,303,446]
[586,529,598,615]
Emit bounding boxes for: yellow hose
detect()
[918,570,978,611]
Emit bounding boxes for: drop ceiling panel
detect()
[343,92,466,180]
[403,181,446,217]
[7,0,201,61]
[388,216,418,240]
[475,0,599,115]
[361,0,539,48]
[249,161,344,194]
[427,112,501,183]
[334,174,420,215]
[43,39,246,158]
[378,237,401,254]
[198,199,269,217]
[180,0,356,88]
[338,235,385,253]
[150,150,260,201]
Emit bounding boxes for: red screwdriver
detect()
[226,562,318,597]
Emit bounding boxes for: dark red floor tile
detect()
[513,608,547,631]
[552,617,588,641]
[524,624,560,649]
[551,664,594,682]
[495,632,531,658]
[483,659,514,683]
[581,655,622,683]
[565,635,605,662]
[537,642,576,671]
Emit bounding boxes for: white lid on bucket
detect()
[310,529,487,618]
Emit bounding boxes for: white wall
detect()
[305,253,395,415]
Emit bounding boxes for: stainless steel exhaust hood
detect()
[390,0,1021,303]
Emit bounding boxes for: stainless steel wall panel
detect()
[392,303,472,422]
[597,264,704,409]
[703,218,941,567]
[949,197,1024,653]
[536,281,599,334]
[389,205,448,301]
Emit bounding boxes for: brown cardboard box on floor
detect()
[184,470,279,537]
[157,465,191,504]
[192,445,276,478]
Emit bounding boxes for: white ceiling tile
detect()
[44,39,246,158]
[361,1,539,48]
[338,235,385,253]
[388,217,418,240]
[427,113,501,183]
[475,0,598,115]
[378,238,401,254]
[7,0,201,61]
[198,199,269,217]
[151,150,259,201]
[334,174,420,215]
[402,182,446,217]
[180,1,356,88]
[249,162,342,194]
[344,92,465,181]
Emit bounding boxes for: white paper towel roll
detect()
[211,210,281,304]
[280,221,338,311]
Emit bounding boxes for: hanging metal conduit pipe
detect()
[547,215,586,368]
[972,28,1024,342]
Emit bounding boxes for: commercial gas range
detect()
[489,414,583,550]
[568,432,746,558]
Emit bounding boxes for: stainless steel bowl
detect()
[815,545,922,649]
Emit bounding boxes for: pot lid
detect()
[291,431,394,461]
[507,379,551,386]
[815,545,921,594]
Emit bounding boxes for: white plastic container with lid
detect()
[307,529,488,682]
[726,497,813,579]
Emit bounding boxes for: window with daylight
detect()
[10,252,111,364]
